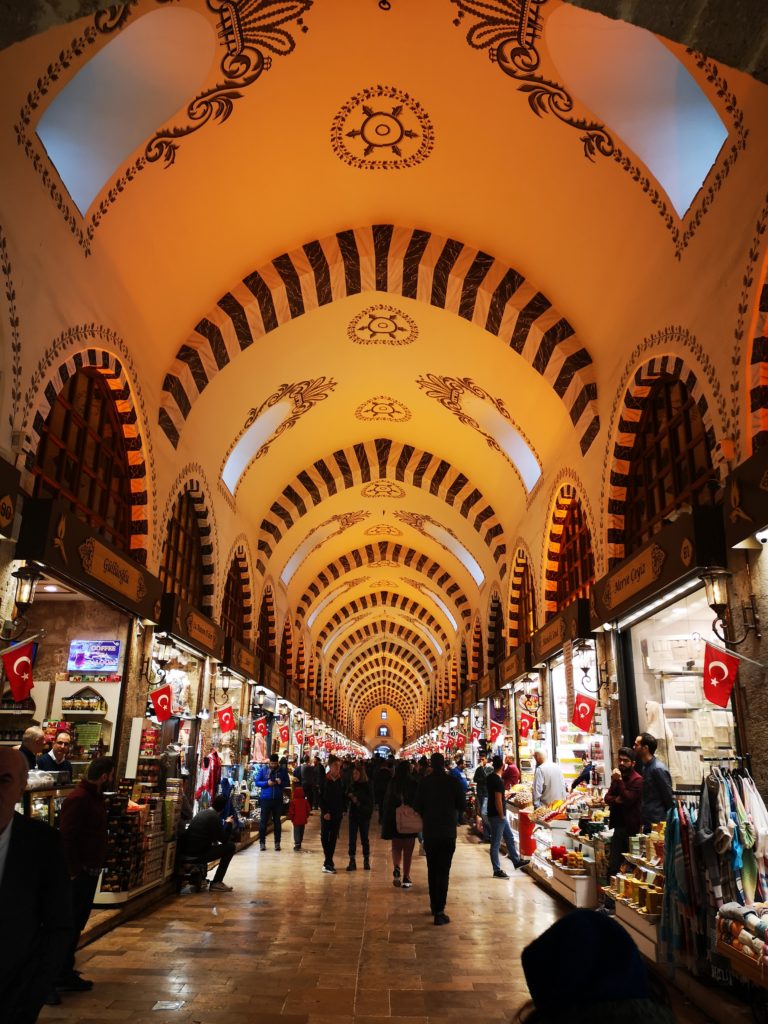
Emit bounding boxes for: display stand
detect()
[615,900,660,961]
[528,820,598,909]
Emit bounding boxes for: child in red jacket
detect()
[287,785,310,850]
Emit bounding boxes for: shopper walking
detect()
[256,753,289,850]
[487,755,529,877]
[413,752,465,925]
[287,784,311,850]
[633,732,674,830]
[300,754,316,809]
[472,753,492,842]
[320,755,345,873]
[532,749,566,808]
[346,763,374,870]
[58,756,114,992]
[373,757,393,821]
[382,760,420,887]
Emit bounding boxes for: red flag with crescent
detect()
[571,693,597,732]
[294,729,304,745]
[489,720,503,744]
[703,642,739,708]
[518,712,535,738]
[253,716,268,736]
[217,705,236,733]
[2,641,35,702]
[455,733,466,750]
[307,733,315,747]
[149,683,173,722]
[278,723,290,744]
[470,726,481,743]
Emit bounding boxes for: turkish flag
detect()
[307,733,315,747]
[294,729,304,745]
[489,720,503,744]
[149,683,173,722]
[455,734,466,750]
[2,641,35,702]
[571,693,597,732]
[217,705,236,733]
[703,642,739,708]
[253,716,268,736]
[278,723,289,744]
[470,726,481,743]
[518,712,535,738]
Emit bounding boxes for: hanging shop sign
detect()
[532,599,591,666]
[477,670,496,700]
[0,455,20,540]
[461,682,477,711]
[287,682,301,708]
[159,593,225,661]
[17,498,162,620]
[224,637,258,682]
[721,444,768,549]
[499,644,532,686]
[261,663,285,697]
[590,508,726,628]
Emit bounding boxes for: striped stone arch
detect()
[20,347,151,564]
[348,679,420,713]
[279,617,293,680]
[218,535,256,643]
[606,355,720,566]
[748,240,768,452]
[315,591,450,650]
[326,622,438,672]
[342,667,426,707]
[295,638,306,690]
[542,478,594,618]
[297,541,472,623]
[258,438,506,576]
[160,471,217,614]
[341,656,427,694]
[331,639,432,680]
[256,583,277,665]
[159,225,599,454]
[508,542,537,646]
[470,617,484,681]
[486,589,504,668]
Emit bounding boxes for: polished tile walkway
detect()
[41,820,715,1024]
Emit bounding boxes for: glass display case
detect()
[23,785,73,828]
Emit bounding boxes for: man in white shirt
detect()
[532,750,566,808]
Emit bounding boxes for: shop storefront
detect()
[221,636,259,773]
[532,599,610,791]
[498,644,541,786]
[591,508,740,789]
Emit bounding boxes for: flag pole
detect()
[697,634,765,670]
[0,632,44,660]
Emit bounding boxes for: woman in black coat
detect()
[346,763,374,871]
[381,760,420,888]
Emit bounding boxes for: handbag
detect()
[395,801,423,834]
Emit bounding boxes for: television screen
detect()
[67,640,121,673]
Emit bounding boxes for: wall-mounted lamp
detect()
[213,665,232,707]
[573,639,598,694]
[700,566,761,646]
[142,632,174,685]
[197,707,211,721]
[279,701,289,716]
[461,707,469,719]
[254,687,266,708]
[1,562,43,641]
[492,694,502,711]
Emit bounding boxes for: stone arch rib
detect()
[258,438,505,576]
[607,355,718,566]
[160,225,599,454]
[315,590,450,649]
[749,254,768,452]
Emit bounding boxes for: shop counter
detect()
[528,820,598,909]
[615,900,659,962]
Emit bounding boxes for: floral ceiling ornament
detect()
[284,510,371,582]
[361,480,406,499]
[355,395,412,423]
[16,0,313,254]
[450,0,747,258]
[220,377,336,499]
[348,305,418,346]
[365,523,402,537]
[415,373,541,491]
[331,85,434,170]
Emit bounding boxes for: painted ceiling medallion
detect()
[356,395,411,423]
[365,524,402,537]
[371,580,398,590]
[348,305,418,346]
[331,85,434,170]
[361,480,406,499]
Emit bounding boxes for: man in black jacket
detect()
[472,753,492,842]
[413,752,465,925]
[0,748,73,1022]
[182,793,237,891]
[633,732,674,830]
[319,755,345,873]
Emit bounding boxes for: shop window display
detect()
[624,587,738,789]
[548,645,608,790]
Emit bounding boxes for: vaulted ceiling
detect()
[1,0,767,740]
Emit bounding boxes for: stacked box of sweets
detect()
[136,759,160,787]
[163,778,183,841]
[140,798,166,885]
[100,794,144,892]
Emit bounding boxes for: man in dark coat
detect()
[604,746,644,901]
[413,752,465,925]
[633,732,674,830]
[58,755,114,991]
[0,748,73,1022]
[182,793,237,890]
[319,755,345,873]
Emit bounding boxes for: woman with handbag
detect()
[381,760,421,888]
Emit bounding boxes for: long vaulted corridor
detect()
[38,827,716,1024]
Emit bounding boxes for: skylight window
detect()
[546,7,727,218]
[36,8,215,216]
[462,393,541,491]
[425,521,484,587]
[223,400,292,496]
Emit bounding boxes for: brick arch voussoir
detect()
[326,622,437,672]
[508,541,537,646]
[256,581,278,663]
[332,638,430,680]
[160,466,218,615]
[21,346,152,564]
[748,227,768,453]
[218,534,256,643]
[160,226,599,455]
[606,354,721,567]
[541,471,595,620]
[315,590,449,649]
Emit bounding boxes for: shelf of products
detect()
[528,820,598,909]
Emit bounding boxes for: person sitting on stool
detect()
[182,794,237,892]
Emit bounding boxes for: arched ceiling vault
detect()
[3,0,767,744]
